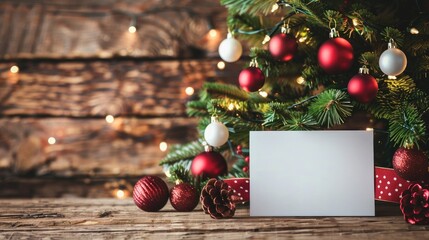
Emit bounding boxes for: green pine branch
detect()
[160,139,205,165]
[389,105,426,149]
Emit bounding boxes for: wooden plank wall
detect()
[0,0,242,182]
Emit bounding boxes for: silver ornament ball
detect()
[218,34,242,63]
[204,121,229,147]
[378,48,407,76]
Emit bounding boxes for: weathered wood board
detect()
[0,198,428,239]
[0,0,227,59]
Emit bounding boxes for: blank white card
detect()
[250,131,375,216]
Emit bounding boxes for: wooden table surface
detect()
[0,198,428,239]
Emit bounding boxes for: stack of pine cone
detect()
[200,178,236,219]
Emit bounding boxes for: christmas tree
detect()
[161,0,429,188]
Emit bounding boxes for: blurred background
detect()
[0,0,242,198]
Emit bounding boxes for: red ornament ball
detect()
[133,176,169,212]
[347,73,378,103]
[318,37,354,74]
[269,33,298,61]
[191,151,227,178]
[238,67,265,92]
[170,183,199,212]
[392,148,428,181]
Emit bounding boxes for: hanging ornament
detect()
[238,59,265,92]
[204,116,229,147]
[268,23,298,61]
[169,183,199,212]
[133,176,169,212]
[218,32,243,63]
[379,39,407,77]
[191,144,228,178]
[347,65,378,103]
[318,28,354,74]
[392,148,428,181]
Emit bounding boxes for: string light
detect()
[115,189,125,199]
[410,27,419,35]
[185,87,195,96]
[10,65,19,73]
[352,18,360,27]
[208,29,218,38]
[175,180,181,185]
[262,35,271,45]
[296,76,306,85]
[105,115,115,123]
[160,142,168,152]
[48,137,56,145]
[164,169,171,178]
[259,91,268,98]
[228,103,235,111]
[128,25,137,33]
[217,61,226,70]
[271,3,279,12]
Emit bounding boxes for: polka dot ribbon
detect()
[223,178,250,204]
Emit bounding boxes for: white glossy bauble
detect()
[379,48,407,76]
[204,122,229,147]
[218,36,242,62]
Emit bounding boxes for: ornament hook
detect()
[329,28,339,38]
[388,38,397,48]
[359,65,370,74]
[249,58,258,67]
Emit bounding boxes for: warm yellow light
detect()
[10,65,19,73]
[228,103,235,111]
[217,61,225,70]
[175,180,181,185]
[116,189,125,199]
[388,75,397,80]
[208,29,218,38]
[105,115,115,123]
[366,128,374,131]
[262,35,271,45]
[160,142,168,152]
[48,137,56,145]
[128,26,137,33]
[352,18,360,27]
[410,27,419,35]
[164,169,171,178]
[296,76,306,85]
[259,91,268,98]
[298,37,307,43]
[271,3,279,12]
[185,87,195,96]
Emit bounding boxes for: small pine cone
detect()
[200,178,236,219]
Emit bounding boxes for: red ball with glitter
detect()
[191,150,227,178]
[269,33,297,61]
[238,67,265,92]
[170,183,199,212]
[133,176,169,212]
[318,32,354,74]
[392,148,428,181]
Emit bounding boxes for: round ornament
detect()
[218,33,243,63]
[269,25,297,61]
[318,28,354,74]
[204,117,229,147]
[347,66,378,103]
[379,39,407,77]
[238,60,265,92]
[191,147,227,178]
[170,183,199,212]
[133,176,169,212]
[392,148,428,181]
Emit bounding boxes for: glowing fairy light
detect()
[217,61,226,70]
[10,65,19,73]
[185,87,195,96]
[259,91,268,98]
[160,142,168,152]
[105,115,115,123]
[48,137,56,145]
[128,25,137,33]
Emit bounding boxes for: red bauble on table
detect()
[318,29,354,74]
[133,176,169,212]
[392,148,428,181]
[269,33,297,61]
[238,66,265,92]
[191,150,227,178]
[347,66,378,103]
[170,183,199,212]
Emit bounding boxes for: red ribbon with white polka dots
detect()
[223,178,250,204]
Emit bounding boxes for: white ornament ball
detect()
[204,121,229,147]
[218,35,242,63]
[379,48,407,76]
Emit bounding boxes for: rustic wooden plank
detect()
[0,60,227,117]
[0,199,427,239]
[0,117,198,176]
[0,0,227,59]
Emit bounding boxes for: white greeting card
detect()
[250,131,375,216]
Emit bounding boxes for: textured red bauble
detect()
[269,33,298,61]
[191,151,227,178]
[170,183,199,212]
[347,73,378,103]
[238,67,265,92]
[392,148,428,181]
[133,176,169,212]
[318,37,354,74]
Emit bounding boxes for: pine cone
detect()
[200,178,236,219]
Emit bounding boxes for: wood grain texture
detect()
[0,0,226,59]
[0,198,428,239]
[0,117,198,176]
